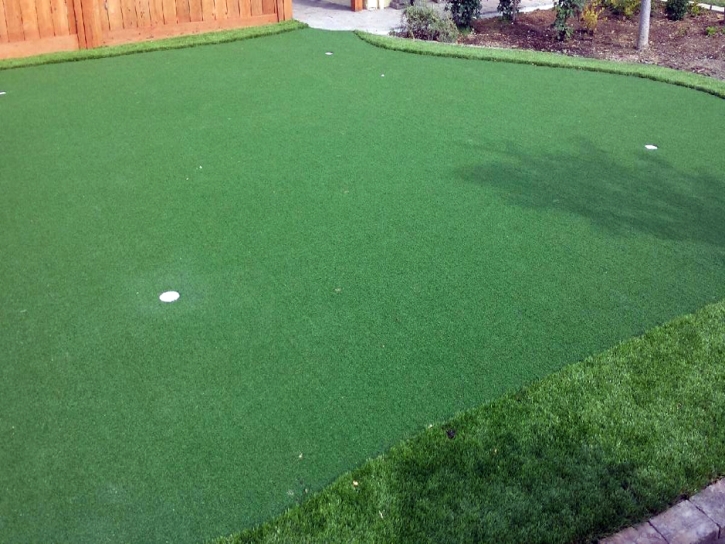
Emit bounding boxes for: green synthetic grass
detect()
[355,32,725,99]
[2,28,725,543]
[0,20,306,71]
[218,299,725,543]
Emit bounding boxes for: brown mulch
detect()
[461,4,725,79]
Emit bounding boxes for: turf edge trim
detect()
[0,20,308,71]
[355,31,725,100]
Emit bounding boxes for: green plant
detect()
[445,0,481,27]
[554,0,586,39]
[393,3,459,41]
[581,0,606,33]
[666,0,688,19]
[498,0,522,22]
[604,0,640,18]
[706,25,718,35]
[688,1,703,15]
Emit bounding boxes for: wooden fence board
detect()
[71,0,84,42]
[225,0,238,20]
[79,0,102,45]
[105,0,123,30]
[239,0,249,18]
[135,0,149,26]
[187,0,201,22]
[119,0,136,27]
[98,0,109,29]
[160,0,174,22]
[282,0,291,20]
[214,0,227,19]
[19,0,40,39]
[34,0,54,37]
[249,0,260,17]
[66,0,76,32]
[4,0,25,40]
[260,0,272,15]
[0,0,9,41]
[148,0,162,25]
[49,0,70,35]
[174,0,188,22]
[200,0,212,21]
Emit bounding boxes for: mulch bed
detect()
[461,3,725,79]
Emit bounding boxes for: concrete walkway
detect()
[294,0,404,34]
[293,0,554,34]
[602,479,725,544]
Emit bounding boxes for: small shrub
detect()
[604,0,639,18]
[666,0,688,20]
[497,0,522,22]
[580,0,606,33]
[393,3,459,41]
[446,0,481,27]
[553,0,586,39]
[687,2,702,16]
[705,25,718,35]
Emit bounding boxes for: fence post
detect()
[74,0,103,48]
[275,0,292,19]
[72,0,87,46]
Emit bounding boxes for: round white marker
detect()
[645,144,658,150]
[159,291,180,303]
[325,51,333,55]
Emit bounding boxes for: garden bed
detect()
[462,3,725,79]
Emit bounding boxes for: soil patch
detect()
[462,4,725,79]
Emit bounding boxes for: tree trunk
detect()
[637,0,651,50]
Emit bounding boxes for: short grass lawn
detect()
[1,27,725,543]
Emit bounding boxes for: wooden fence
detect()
[0,0,292,59]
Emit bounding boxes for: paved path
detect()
[293,0,554,33]
[294,0,404,33]
[602,479,725,544]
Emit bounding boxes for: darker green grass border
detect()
[355,31,725,99]
[215,299,725,543]
[0,20,307,71]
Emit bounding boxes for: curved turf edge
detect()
[0,20,308,71]
[214,299,725,543]
[355,31,725,100]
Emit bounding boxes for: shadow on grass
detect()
[386,411,655,543]
[459,140,725,249]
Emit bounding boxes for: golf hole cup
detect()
[159,291,180,303]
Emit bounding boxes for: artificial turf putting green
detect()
[1,27,724,543]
